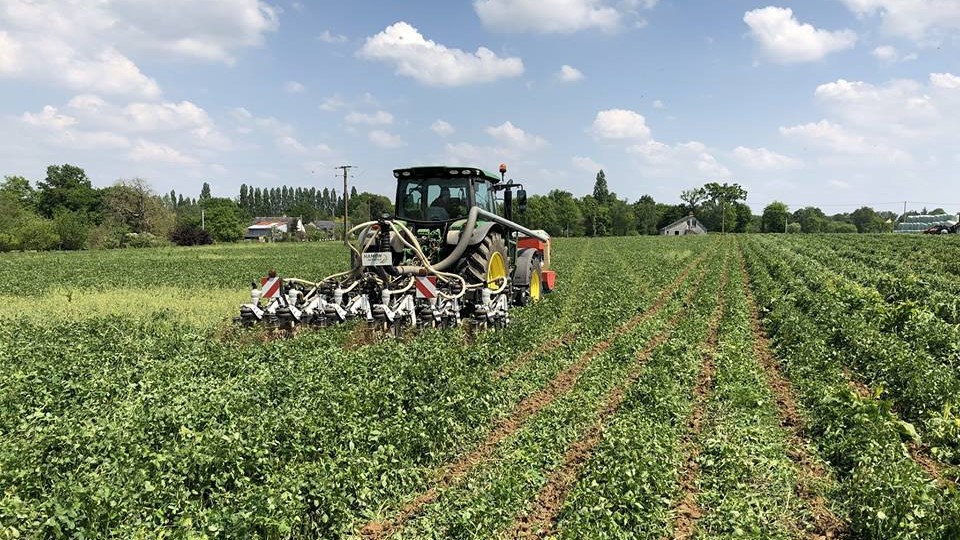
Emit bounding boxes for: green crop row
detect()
[690,249,830,539]
[0,237,715,538]
[552,243,727,539]
[747,236,960,464]
[742,238,960,539]
[397,241,722,539]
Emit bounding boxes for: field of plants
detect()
[1,234,959,538]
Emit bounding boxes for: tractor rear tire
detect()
[457,231,508,286]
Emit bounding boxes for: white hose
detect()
[391,221,471,300]
[386,277,416,296]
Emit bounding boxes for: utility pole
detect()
[721,201,726,235]
[335,165,354,244]
[784,214,788,234]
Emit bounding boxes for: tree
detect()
[200,182,212,200]
[700,182,747,233]
[53,209,92,250]
[200,198,244,242]
[733,202,753,233]
[101,179,175,238]
[656,204,688,231]
[680,187,706,213]
[520,195,559,236]
[592,170,609,205]
[549,190,583,236]
[35,164,102,218]
[850,206,891,233]
[761,201,790,233]
[610,199,636,236]
[793,206,827,234]
[1,175,34,207]
[633,195,659,235]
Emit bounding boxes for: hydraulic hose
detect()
[391,206,481,274]
[391,222,469,299]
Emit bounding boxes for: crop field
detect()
[2,235,960,539]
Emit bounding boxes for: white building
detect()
[660,215,707,236]
[245,217,305,240]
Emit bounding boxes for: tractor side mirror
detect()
[517,189,527,213]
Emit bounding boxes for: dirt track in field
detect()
[505,250,713,539]
[737,242,844,539]
[357,247,714,540]
[670,250,729,540]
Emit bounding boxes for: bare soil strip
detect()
[358,249,713,540]
[505,254,712,539]
[736,242,844,538]
[670,253,729,540]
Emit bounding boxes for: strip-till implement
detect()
[238,164,556,334]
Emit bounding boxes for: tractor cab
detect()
[393,166,501,223]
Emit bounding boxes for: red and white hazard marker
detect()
[261,276,282,299]
[414,276,438,299]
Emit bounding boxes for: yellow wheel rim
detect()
[530,269,541,301]
[487,251,507,290]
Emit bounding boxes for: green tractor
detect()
[239,164,556,333]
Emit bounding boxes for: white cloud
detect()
[368,130,405,148]
[129,139,198,165]
[872,45,898,61]
[931,73,960,89]
[486,121,547,150]
[0,31,23,74]
[780,120,869,153]
[814,78,940,140]
[591,109,651,141]
[319,96,347,112]
[284,81,306,93]
[840,0,960,43]
[653,99,665,109]
[474,0,622,33]
[558,65,584,82]
[444,142,511,165]
[359,21,524,86]
[733,146,803,170]
[744,6,857,63]
[345,110,394,126]
[22,106,77,130]
[572,156,603,173]
[277,135,306,153]
[629,140,731,178]
[829,179,851,190]
[431,120,455,136]
[318,30,348,44]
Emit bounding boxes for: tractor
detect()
[238,164,556,334]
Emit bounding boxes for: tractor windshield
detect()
[397,177,470,221]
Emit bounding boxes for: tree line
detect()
[518,171,755,236]
[0,164,391,252]
[2,163,950,252]
[517,170,951,236]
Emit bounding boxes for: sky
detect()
[2,0,959,214]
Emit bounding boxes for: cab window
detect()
[474,180,496,213]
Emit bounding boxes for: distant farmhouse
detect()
[245,216,305,240]
[660,215,707,236]
[312,220,338,232]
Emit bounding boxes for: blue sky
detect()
[2,0,959,213]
